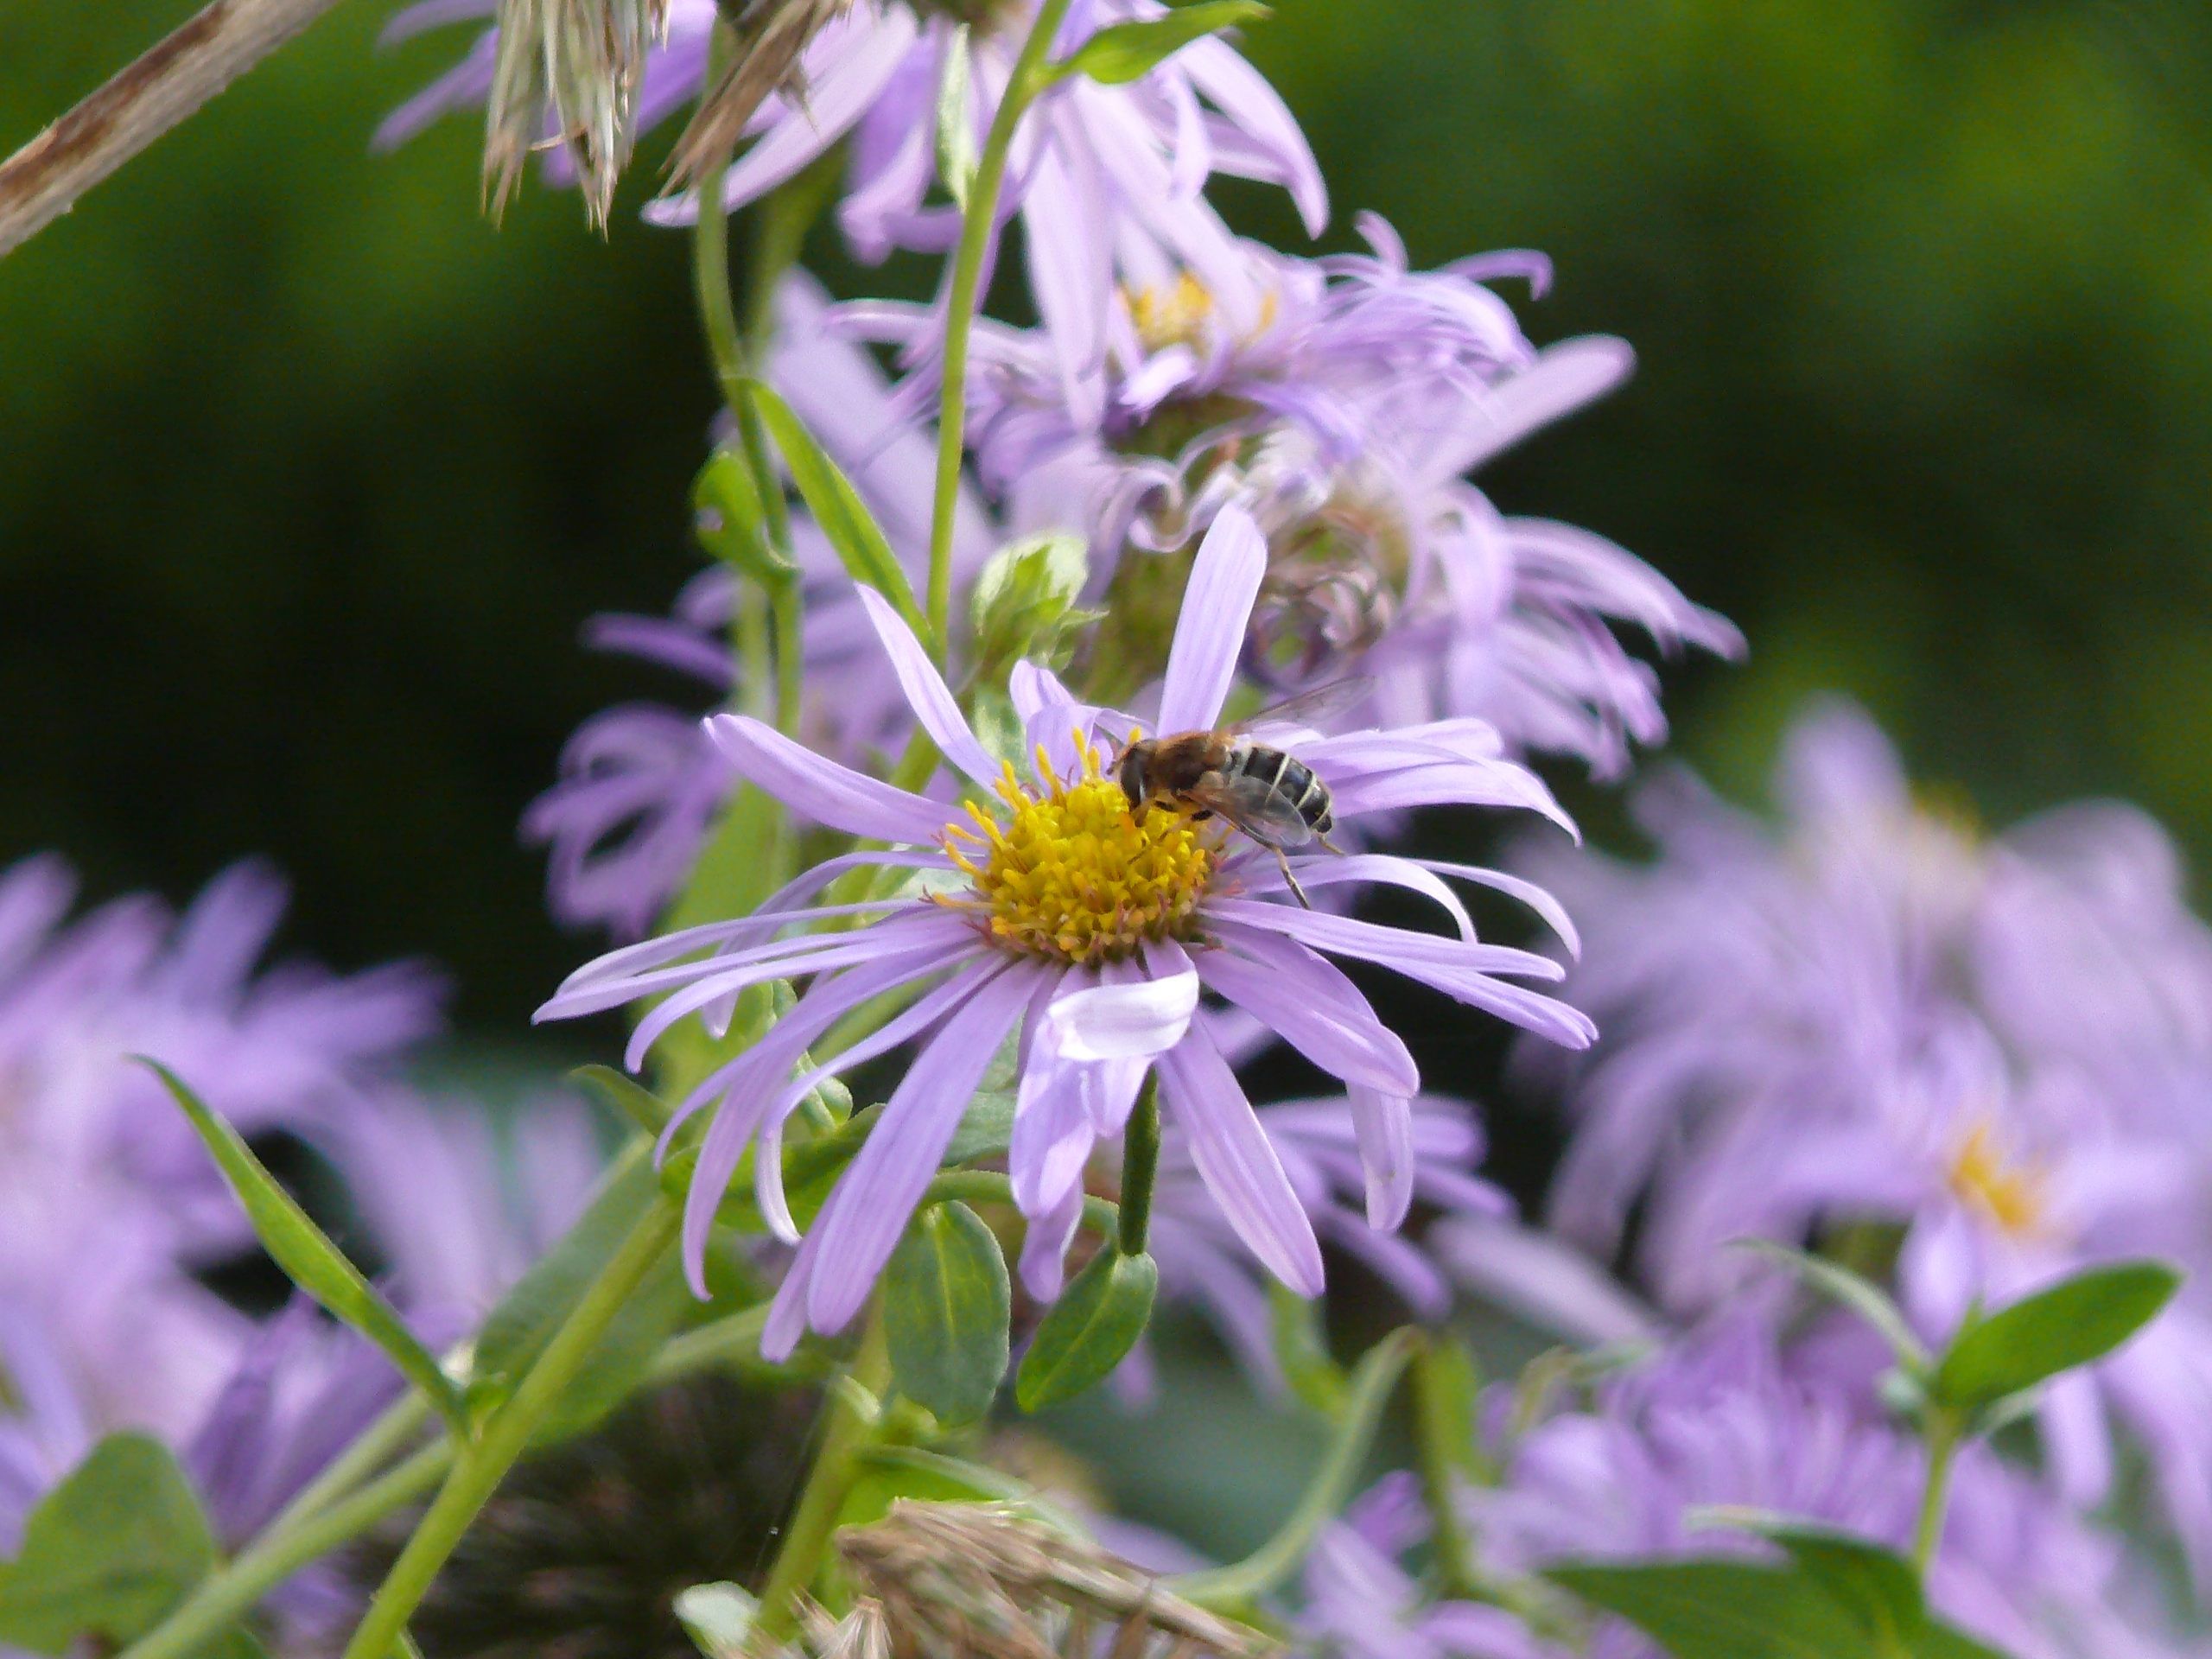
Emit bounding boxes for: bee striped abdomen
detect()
[1281,756,1333,836]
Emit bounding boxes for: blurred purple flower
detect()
[379,0,1321,403]
[1115,1094,1511,1404]
[0,855,442,1455]
[847,215,1738,776]
[1309,1319,2191,1659]
[538,506,1590,1351]
[1521,697,2212,1581]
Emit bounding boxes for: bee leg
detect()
[1272,844,1314,909]
[1317,830,1349,857]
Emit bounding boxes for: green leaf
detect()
[1691,1511,1924,1643]
[944,1087,1015,1168]
[1268,1281,1350,1416]
[1549,1556,2017,1659]
[1734,1238,1929,1371]
[1413,1333,1491,1483]
[883,1201,1012,1425]
[1016,1248,1158,1411]
[0,1435,217,1652]
[142,1060,467,1431]
[935,24,978,211]
[693,446,791,584]
[1059,2,1270,86]
[744,379,931,647]
[572,1064,672,1137]
[1931,1260,2181,1411]
[1548,1560,1882,1659]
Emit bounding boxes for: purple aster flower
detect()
[842,214,1739,775]
[1107,1091,1511,1403]
[380,0,1323,397]
[0,855,444,1262]
[524,273,1007,938]
[1309,1319,2192,1659]
[537,505,1592,1354]
[1521,697,2212,1582]
[0,855,442,1458]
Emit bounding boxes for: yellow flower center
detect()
[942,736,1217,965]
[1946,1120,2050,1237]
[1128,271,1218,354]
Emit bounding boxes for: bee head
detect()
[1116,738,1156,808]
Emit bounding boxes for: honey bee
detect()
[1115,682,1362,909]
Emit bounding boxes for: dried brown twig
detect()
[0,0,353,261]
[825,1501,1281,1659]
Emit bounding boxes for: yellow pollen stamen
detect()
[1946,1120,2050,1237]
[938,732,1217,966]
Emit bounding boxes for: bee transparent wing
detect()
[1194,773,1318,849]
[1233,675,1376,739]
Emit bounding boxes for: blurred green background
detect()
[5,0,2212,1045]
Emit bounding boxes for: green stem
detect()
[1117,1071,1160,1255]
[753,1314,893,1643]
[924,0,1077,657]
[1911,1408,1961,1578]
[256,1389,431,1536]
[122,1441,452,1659]
[1173,1329,1421,1612]
[339,1201,682,1659]
[1410,1338,1480,1599]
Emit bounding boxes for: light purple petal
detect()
[1157,1026,1325,1295]
[1156,505,1268,733]
[1194,938,1418,1096]
[852,587,998,786]
[706,714,949,844]
[1348,1085,1415,1230]
[1044,967,1198,1061]
[800,963,1042,1335]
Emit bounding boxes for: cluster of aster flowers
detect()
[18,4,2212,1659]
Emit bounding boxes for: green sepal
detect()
[1058,2,1270,86]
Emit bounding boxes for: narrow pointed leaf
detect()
[744,379,931,647]
[141,1059,467,1431]
[1017,1247,1158,1412]
[884,1200,1012,1425]
[1735,1238,1928,1371]
[572,1064,672,1136]
[1060,3,1269,85]
[1932,1260,2182,1410]
[694,446,791,583]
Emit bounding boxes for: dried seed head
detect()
[831,1502,1278,1659]
[664,1,855,193]
[485,0,672,226]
